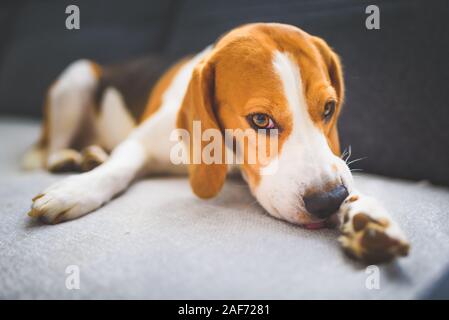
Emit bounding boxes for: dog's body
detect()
[24,23,409,263]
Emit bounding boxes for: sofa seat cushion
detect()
[1,118,449,299]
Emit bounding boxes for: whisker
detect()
[345,145,352,162]
[347,156,367,166]
[340,147,349,159]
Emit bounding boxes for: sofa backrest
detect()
[0,0,175,118]
[166,0,449,186]
[0,0,448,186]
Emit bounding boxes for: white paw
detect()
[338,194,410,264]
[28,174,105,224]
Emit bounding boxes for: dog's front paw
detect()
[338,194,410,264]
[28,174,104,224]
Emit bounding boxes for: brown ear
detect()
[311,36,345,106]
[312,36,345,156]
[328,126,341,155]
[176,58,228,199]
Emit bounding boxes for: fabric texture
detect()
[1,119,449,299]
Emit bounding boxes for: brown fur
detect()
[172,23,344,197]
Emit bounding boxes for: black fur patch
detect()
[94,55,172,121]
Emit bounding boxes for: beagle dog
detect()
[23,23,409,263]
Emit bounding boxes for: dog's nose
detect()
[304,185,348,219]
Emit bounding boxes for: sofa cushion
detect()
[1,118,449,299]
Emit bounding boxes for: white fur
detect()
[254,51,353,224]
[130,45,212,174]
[47,60,97,167]
[97,87,136,150]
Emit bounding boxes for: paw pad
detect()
[352,212,372,231]
[340,212,410,264]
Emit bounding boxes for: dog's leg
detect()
[27,106,178,224]
[338,192,410,264]
[45,60,98,172]
[28,137,147,223]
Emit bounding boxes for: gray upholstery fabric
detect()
[0,0,174,118]
[1,119,449,299]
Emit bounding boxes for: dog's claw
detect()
[32,193,44,202]
[27,207,42,218]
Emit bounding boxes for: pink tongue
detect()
[304,221,326,230]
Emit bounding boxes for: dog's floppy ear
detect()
[311,36,345,107]
[176,56,228,199]
[312,36,345,155]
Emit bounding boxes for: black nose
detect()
[304,185,348,219]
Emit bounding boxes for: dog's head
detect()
[177,23,353,228]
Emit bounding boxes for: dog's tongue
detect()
[303,221,327,230]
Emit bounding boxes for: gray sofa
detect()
[1,119,449,299]
[1,0,449,299]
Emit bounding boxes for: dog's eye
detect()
[323,101,336,122]
[247,113,276,130]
